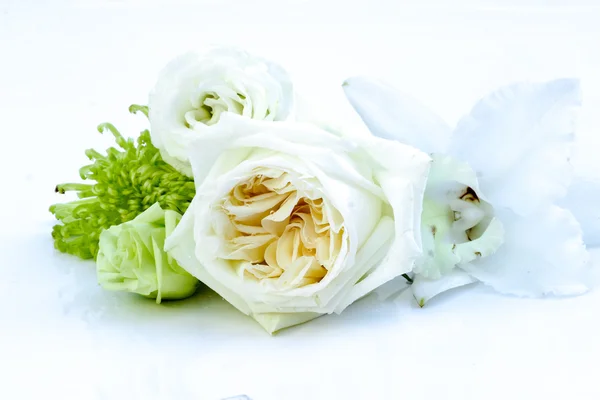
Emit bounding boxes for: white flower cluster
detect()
[95,46,599,334]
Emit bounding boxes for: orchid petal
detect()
[460,206,591,296]
[411,269,477,306]
[448,79,581,215]
[560,177,600,246]
[343,76,452,153]
[454,217,504,263]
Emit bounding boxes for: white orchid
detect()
[344,76,599,304]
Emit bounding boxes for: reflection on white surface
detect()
[1,1,600,399]
[3,229,600,399]
[222,396,252,400]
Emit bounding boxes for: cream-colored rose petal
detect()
[252,312,323,335]
[261,192,299,236]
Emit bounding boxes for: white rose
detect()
[165,109,431,333]
[149,47,294,176]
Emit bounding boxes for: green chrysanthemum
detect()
[50,105,196,260]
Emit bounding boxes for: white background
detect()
[1,0,600,399]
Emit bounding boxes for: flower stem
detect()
[128,104,149,117]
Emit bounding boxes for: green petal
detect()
[152,236,164,304]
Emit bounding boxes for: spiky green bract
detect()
[50,105,196,260]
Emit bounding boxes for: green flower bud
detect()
[96,202,198,303]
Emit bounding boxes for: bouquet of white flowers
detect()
[50,46,600,334]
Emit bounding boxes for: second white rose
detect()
[149,47,294,176]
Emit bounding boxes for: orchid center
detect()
[450,187,492,241]
[416,181,502,279]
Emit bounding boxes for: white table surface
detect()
[2,1,600,399]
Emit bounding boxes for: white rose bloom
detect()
[344,76,597,305]
[149,47,294,176]
[165,108,431,333]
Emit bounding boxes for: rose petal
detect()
[165,204,253,314]
[294,83,375,142]
[371,275,411,302]
[187,113,379,193]
[331,217,396,312]
[333,137,432,312]
[252,312,323,334]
